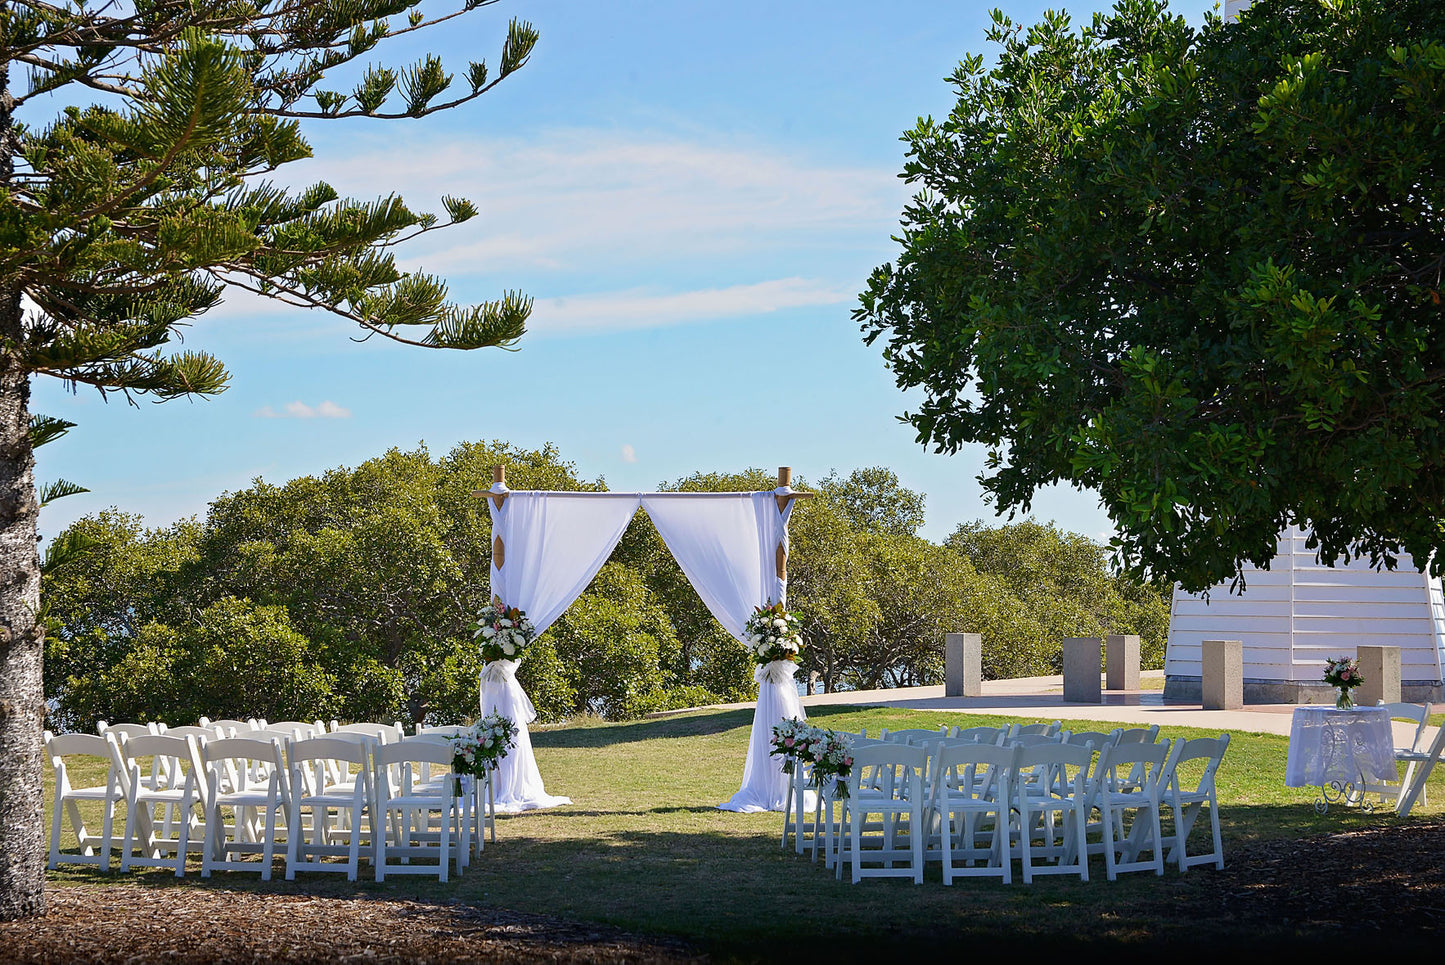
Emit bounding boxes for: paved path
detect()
[795,671,1432,743]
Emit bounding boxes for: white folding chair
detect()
[45,731,125,870]
[1370,702,1433,807]
[115,733,205,876]
[286,736,372,881]
[929,741,1015,884]
[1394,722,1445,818]
[1093,739,1171,879]
[330,721,405,743]
[372,740,463,882]
[403,730,492,858]
[881,727,949,744]
[267,720,325,740]
[1013,741,1093,883]
[1160,734,1230,872]
[835,743,928,884]
[200,737,289,880]
[199,718,255,736]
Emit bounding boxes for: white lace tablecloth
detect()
[1285,706,1396,788]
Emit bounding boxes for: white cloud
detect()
[254,400,352,419]
[529,277,852,336]
[621,444,637,463]
[302,130,907,275]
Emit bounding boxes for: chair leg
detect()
[48,791,64,870]
[175,800,192,878]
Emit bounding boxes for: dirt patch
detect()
[0,886,701,964]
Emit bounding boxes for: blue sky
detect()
[33,0,1217,546]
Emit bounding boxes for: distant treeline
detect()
[41,440,1170,731]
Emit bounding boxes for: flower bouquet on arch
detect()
[1323,655,1364,710]
[473,602,537,663]
[448,712,518,796]
[744,602,805,665]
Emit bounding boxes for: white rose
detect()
[502,641,516,656]
[774,619,787,629]
[482,627,496,638]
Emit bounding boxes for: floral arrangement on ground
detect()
[743,602,805,665]
[474,602,537,662]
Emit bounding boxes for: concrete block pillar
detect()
[1356,645,1401,706]
[1106,634,1141,691]
[1201,640,1243,710]
[945,632,982,698]
[1062,637,1103,703]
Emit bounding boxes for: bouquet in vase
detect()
[1323,655,1364,709]
[744,602,805,665]
[449,713,518,793]
[473,602,537,663]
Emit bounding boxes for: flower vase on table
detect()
[1323,655,1363,711]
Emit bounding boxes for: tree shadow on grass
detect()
[533,702,894,750]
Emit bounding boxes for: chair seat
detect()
[382,793,452,810]
[134,788,190,804]
[67,785,122,801]
[213,790,279,808]
[298,790,364,807]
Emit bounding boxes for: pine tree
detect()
[0,0,538,919]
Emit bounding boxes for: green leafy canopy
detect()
[857,0,1445,592]
[2,0,541,401]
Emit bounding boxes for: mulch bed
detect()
[6,821,1443,961]
[0,888,701,964]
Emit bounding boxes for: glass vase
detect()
[1335,688,1354,710]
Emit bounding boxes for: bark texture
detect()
[0,49,46,922]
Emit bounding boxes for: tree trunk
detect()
[0,52,45,921]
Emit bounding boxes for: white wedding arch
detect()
[474,466,811,813]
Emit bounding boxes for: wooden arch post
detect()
[472,465,509,606]
[773,466,811,607]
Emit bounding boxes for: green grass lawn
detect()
[43,706,1445,956]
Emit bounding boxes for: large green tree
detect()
[0,0,538,918]
[857,0,1445,593]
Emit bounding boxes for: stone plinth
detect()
[1201,639,1243,710]
[1357,646,1401,706]
[1106,634,1141,691]
[945,633,981,697]
[1062,637,1102,703]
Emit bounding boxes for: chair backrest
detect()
[1378,701,1432,752]
[881,727,950,746]
[290,736,370,766]
[373,738,454,768]
[1164,734,1230,796]
[118,733,200,791]
[1009,720,1062,738]
[46,731,114,762]
[932,740,1016,801]
[849,743,927,800]
[199,718,254,735]
[1009,732,1064,748]
[161,725,218,742]
[1062,729,1120,749]
[951,725,1005,744]
[415,724,471,739]
[1014,741,1095,796]
[97,722,155,741]
[1115,725,1161,745]
[266,720,324,739]
[1097,738,1171,794]
[330,721,404,743]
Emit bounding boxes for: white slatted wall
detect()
[1165,528,1445,684]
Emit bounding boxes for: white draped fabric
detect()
[478,659,571,812]
[640,492,801,813]
[488,491,642,635]
[484,491,641,811]
[639,492,792,641]
[480,487,803,814]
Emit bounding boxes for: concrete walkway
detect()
[795,671,1430,742]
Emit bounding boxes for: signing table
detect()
[1285,705,1397,812]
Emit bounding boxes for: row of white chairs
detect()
[782,723,1230,885]
[46,718,494,882]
